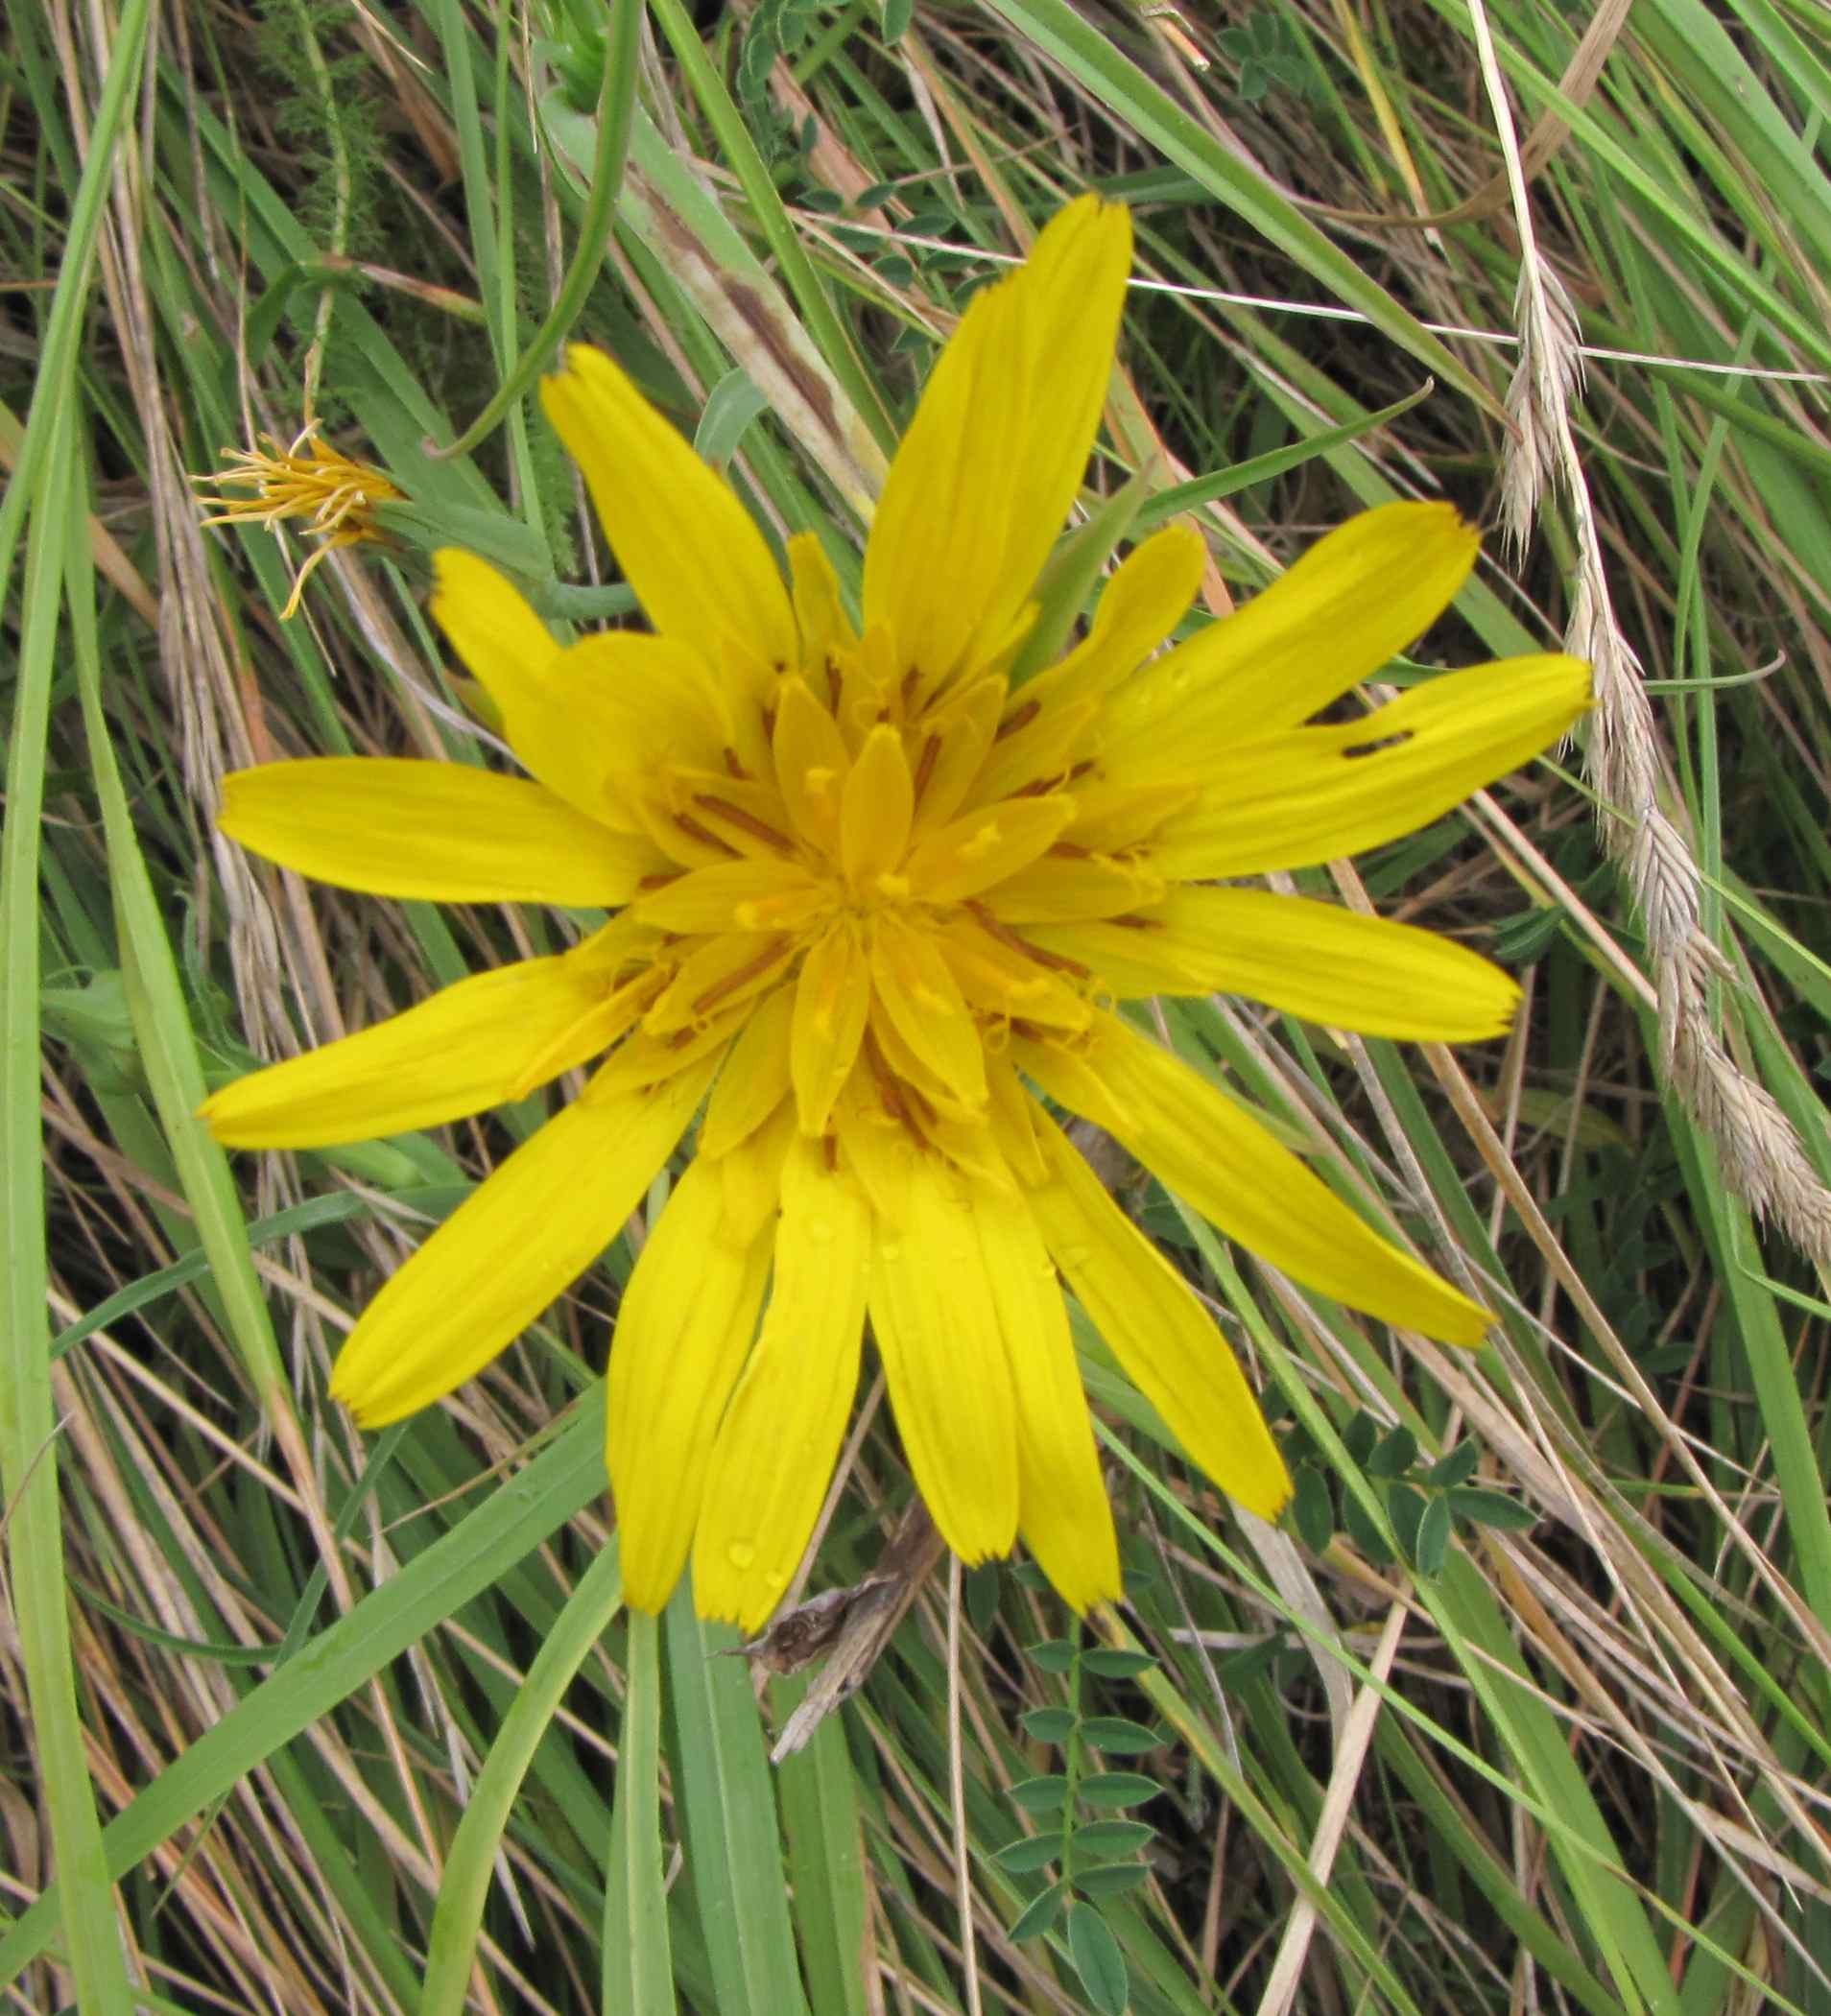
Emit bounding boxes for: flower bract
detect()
[202,197,1589,1629]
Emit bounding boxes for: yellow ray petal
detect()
[502,965,669,1103]
[1104,503,1481,756]
[863,197,1131,691]
[988,847,1163,924]
[973,1183,1120,1612]
[1034,888,1521,1038]
[669,772,799,863]
[832,1070,918,1223]
[772,675,850,853]
[643,932,796,1035]
[558,630,734,802]
[867,1004,987,1132]
[908,676,1004,831]
[1058,779,1198,855]
[202,951,615,1148]
[607,1156,774,1614]
[718,1096,797,1246]
[633,858,827,937]
[694,1137,872,1629]
[701,984,796,1158]
[986,1053,1049,1187]
[540,345,797,681]
[868,1160,1019,1561]
[1029,1105,1291,1520]
[1008,1030,1132,1138]
[868,911,987,1112]
[935,913,1093,1032]
[841,723,915,892]
[433,557,731,832]
[429,550,607,820]
[902,795,1078,904]
[792,919,870,1136]
[1009,524,1204,719]
[788,531,859,668]
[592,1004,749,1095]
[428,549,558,690]
[972,696,1096,807]
[327,1055,718,1426]
[219,758,654,905]
[1038,1013,1491,1341]
[1150,655,1590,878]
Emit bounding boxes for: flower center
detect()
[615,638,1124,1153]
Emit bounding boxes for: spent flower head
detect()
[202,198,1589,1629]
[196,422,400,618]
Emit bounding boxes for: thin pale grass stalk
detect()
[1467,0,1831,1263]
[1255,1601,1407,2016]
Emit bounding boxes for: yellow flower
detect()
[196,423,400,618]
[202,198,1588,1630]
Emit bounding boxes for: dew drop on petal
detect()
[881,1241,903,1264]
[727,1541,757,1570]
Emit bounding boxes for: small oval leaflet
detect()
[1067,1901,1130,2016]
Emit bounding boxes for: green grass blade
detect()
[0,385,138,2016]
[0,10,155,1991]
[775,1672,871,2016]
[604,1607,678,2015]
[0,1397,608,1989]
[664,1587,811,2016]
[420,1540,626,2015]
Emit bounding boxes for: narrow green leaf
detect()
[439,0,642,459]
[695,368,772,468]
[663,1590,810,2016]
[0,1401,608,1988]
[604,1607,677,2016]
[775,1668,871,2016]
[2,378,137,2016]
[1134,381,1437,529]
[420,1544,627,2016]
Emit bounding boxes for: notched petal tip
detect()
[326,1357,388,1430]
[1432,1292,1495,1350]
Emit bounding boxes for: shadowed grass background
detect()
[7,0,1831,2009]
